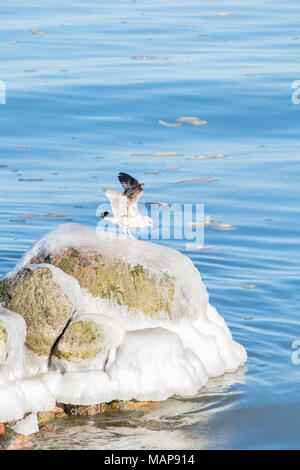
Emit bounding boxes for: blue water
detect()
[1,0,300,450]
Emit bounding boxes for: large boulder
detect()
[27,247,177,319]
[0,223,247,425]
[11,223,208,322]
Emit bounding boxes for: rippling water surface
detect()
[1,0,300,450]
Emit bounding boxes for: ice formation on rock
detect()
[0,224,247,429]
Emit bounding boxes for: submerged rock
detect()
[0,306,27,384]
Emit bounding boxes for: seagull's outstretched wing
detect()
[118,173,143,200]
[103,189,128,219]
[118,173,143,217]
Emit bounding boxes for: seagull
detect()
[100,172,154,238]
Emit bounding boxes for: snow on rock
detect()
[0,223,247,425]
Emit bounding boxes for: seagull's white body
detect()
[101,173,154,237]
[103,189,150,228]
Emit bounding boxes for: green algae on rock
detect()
[0,320,7,366]
[61,399,158,416]
[0,266,107,363]
[29,247,177,319]
[0,321,7,343]
[0,266,73,356]
[54,319,104,362]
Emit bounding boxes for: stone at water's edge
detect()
[29,247,177,319]
[59,400,158,416]
[36,411,56,427]
[0,399,157,448]
[0,431,37,450]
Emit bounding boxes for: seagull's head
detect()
[145,216,155,228]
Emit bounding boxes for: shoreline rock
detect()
[0,223,247,430]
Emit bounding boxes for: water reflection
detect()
[37,367,246,450]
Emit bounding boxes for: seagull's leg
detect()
[126,229,135,239]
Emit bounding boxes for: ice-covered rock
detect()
[16,224,204,322]
[0,223,247,425]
